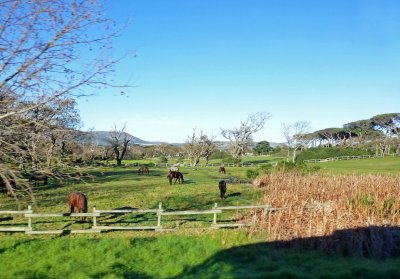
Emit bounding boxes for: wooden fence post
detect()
[213,203,218,226]
[157,202,162,228]
[28,205,32,230]
[93,205,97,227]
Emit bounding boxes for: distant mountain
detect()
[267,142,282,148]
[74,131,162,146]
[74,131,283,148]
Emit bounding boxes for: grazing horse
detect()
[68,192,88,221]
[0,177,15,197]
[29,173,48,185]
[218,180,227,199]
[219,166,226,174]
[170,166,179,172]
[138,166,149,175]
[167,171,184,185]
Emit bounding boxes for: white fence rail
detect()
[153,162,277,168]
[0,203,277,234]
[303,154,399,163]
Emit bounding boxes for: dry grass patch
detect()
[249,173,400,258]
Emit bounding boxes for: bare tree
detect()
[221,112,270,162]
[0,0,129,202]
[202,136,218,165]
[109,124,133,166]
[0,0,128,120]
[183,130,216,166]
[281,121,312,162]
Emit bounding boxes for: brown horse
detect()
[167,171,184,185]
[0,177,15,197]
[138,166,149,175]
[218,180,227,199]
[68,192,88,221]
[219,166,226,174]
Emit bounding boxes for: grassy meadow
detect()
[313,156,400,175]
[1,156,400,278]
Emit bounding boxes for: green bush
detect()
[222,154,241,164]
[258,164,273,174]
[246,169,259,180]
[158,156,168,163]
[276,160,320,174]
[209,150,230,160]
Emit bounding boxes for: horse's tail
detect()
[82,194,88,213]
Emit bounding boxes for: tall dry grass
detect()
[249,173,400,257]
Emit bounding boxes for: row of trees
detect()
[282,113,400,162]
[100,112,270,167]
[181,112,270,166]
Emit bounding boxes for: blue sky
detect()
[77,0,400,143]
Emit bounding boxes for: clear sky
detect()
[77,0,400,143]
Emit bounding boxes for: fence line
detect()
[303,153,400,163]
[153,162,277,168]
[0,205,32,232]
[0,202,276,234]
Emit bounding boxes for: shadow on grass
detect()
[0,216,13,222]
[99,213,157,225]
[93,263,152,279]
[225,192,242,198]
[242,159,273,164]
[85,169,166,184]
[175,226,400,278]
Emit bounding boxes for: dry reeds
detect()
[249,173,400,257]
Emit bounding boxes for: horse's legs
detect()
[79,208,86,222]
[70,205,74,213]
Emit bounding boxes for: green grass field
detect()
[310,156,400,175]
[2,233,400,279]
[1,157,400,278]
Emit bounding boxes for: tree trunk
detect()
[292,148,297,163]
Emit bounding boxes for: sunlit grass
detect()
[309,157,400,175]
[2,157,400,278]
[1,231,400,279]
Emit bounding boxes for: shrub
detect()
[157,156,168,163]
[222,154,240,164]
[276,161,320,174]
[209,150,230,160]
[258,164,273,174]
[246,169,259,180]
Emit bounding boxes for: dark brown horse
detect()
[0,177,15,197]
[167,171,184,185]
[219,166,226,174]
[138,166,149,175]
[29,173,48,185]
[218,180,227,199]
[68,192,88,221]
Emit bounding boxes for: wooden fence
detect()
[303,153,400,163]
[153,162,277,168]
[0,203,277,235]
